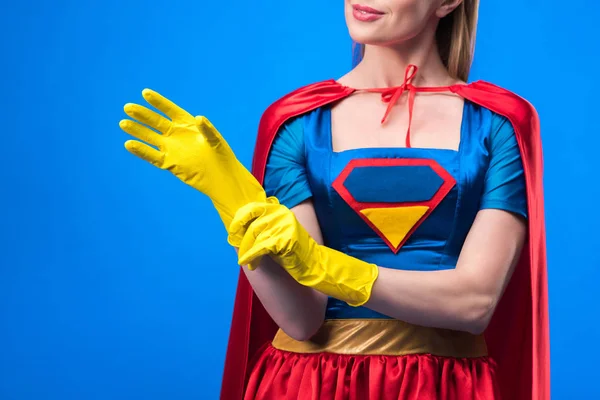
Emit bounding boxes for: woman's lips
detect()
[352,4,385,22]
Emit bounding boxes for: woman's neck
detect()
[341,22,456,89]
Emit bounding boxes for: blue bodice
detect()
[264,101,527,319]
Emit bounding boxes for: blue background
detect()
[1,1,597,399]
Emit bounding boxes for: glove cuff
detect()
[297,245,379,307]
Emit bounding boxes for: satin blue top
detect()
[264,101,527,319]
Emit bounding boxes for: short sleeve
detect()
[480,114,528,219]
[263,116,313,209]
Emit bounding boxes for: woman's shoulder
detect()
[464,80,538,119]
[463,80,541,146]
[256,80,347,142]
[263,80,349,113]
[261,80,350,115]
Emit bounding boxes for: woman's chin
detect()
[348,31,384,47]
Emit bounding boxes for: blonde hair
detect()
[353,1,480,82]
[436,0,479,81]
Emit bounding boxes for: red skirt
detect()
[244,345,500,400]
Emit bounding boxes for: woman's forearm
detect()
[241,253,327,341]
[236,199,329,341]
[365,210,526,334]
[366,267,493,334]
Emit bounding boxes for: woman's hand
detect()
[228,200,379,306]
[119,89,266,229]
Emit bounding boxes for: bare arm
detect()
[365,209,527,334]
[239,200,328,341]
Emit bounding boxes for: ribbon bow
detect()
[365,64,452,148]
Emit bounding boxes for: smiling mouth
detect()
[352,4,385,21]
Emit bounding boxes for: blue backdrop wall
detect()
[1,1,597,399]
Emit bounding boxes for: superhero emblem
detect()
[332,158,456,253]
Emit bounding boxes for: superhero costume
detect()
[220,69,549,399]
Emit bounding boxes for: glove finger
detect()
[120,119,165,148]
[124,140,164,168]
[238,231,279,268]
[228,202,267,237]
[240,249,271,270]
[124,103,172,135]
[236,221,260,265]
[227,202,278,246]
[142,89,191,121]
[195,116,231,148]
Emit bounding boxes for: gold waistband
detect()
[272,319,487,358]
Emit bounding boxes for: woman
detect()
[120,0,549,399]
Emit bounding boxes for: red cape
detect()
[220,80,550,400]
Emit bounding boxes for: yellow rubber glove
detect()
[119,89,266,230]
[228,200,379,307]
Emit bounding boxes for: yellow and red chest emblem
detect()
[332,158,456,253]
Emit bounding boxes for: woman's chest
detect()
[330,94,465,153]
[305,147,490,264]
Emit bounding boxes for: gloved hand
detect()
[119,89,267,229]
[228,200,379,307]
